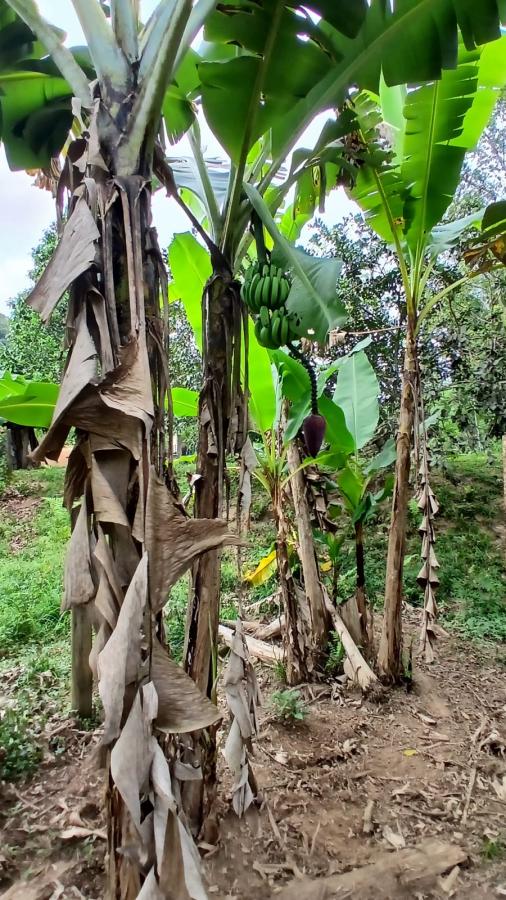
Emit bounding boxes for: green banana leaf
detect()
[353,35,506,256]
[0,371,27,400]
[0,380,59,428]
[401,36,506,253]
[171,387,199,418]
[333,350,379,452]
[168,232,211,354]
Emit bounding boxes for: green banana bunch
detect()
[253,304,299,349]
[241,261,291,314]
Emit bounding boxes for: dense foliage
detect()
[0,227,66,383]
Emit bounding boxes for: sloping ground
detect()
[0,621,505,899]
[0,455,504,898]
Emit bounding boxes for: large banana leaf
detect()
[333,350,379,451]
[171,387,199,418]
[0,371,27,399]
[269,0,506,167]
[401,36,506,253]
[0,378,59,427]
[0,67,73,169]
[168,232,212,354]
[351,35,506,255]
[198,0,505,173]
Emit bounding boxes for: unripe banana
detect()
[271,315,281,346]
[248,273,261,310]
[254,278,264,311]
[260,325,270,347]
[254,319,263,343]
[270,276,280,309]
[259,305,270,328]
[260,276,270,307]
[280,314,289,345]
[279,278,290,304]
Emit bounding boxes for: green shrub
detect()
[0,497,69,652]
[270,688,307,723]
[0,706,43,780]
[325,633,345,675]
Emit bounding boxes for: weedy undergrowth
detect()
[270,688,307,723]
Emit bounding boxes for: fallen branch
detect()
[234,619,263,634]
[254,615,285,641]
[461,765,477,825]
[218,624,283,665]
[324,595,378,692]
[275,839,468,900]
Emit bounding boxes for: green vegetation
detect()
[0,313,8,343]
[319,451,504,645]
[270,688,307,723]
[0,643,70,780]
[481,836,506,861]
[0,469,68,652]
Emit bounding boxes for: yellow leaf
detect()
[402,748,418,757]
[320,560,332,573]
[244,549,277,586]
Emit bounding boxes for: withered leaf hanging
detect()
[27,194,100,322]
[150,640,221,734]
[145,469,241,612]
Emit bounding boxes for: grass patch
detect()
[320,452,504,645]
[9,466,66,498]
[0,472,69,654]
[0,639,71,780]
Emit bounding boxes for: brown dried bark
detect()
[287,440,329,662]
[273,478,312,685]
[378,317,417,682]
[183,271,244,832]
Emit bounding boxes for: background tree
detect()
[0,226,66,382]
[310,210,506,450]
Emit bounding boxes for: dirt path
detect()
[1,609,505,899]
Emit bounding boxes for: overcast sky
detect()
[0,0,355,315]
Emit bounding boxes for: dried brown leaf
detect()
[27,196,99,322]
[62,495,95,611]
[91,451,130,527]
[383,824,406,849]
[110,682,157,831]
[151,640,221,734]
[60,825,106,841]
[98,554,147,742]
[146,470,241,611]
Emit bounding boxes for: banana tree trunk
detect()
[378,316,417,681]
[7,424,39,469]
[286,440,329,663]
[272,478,311,685]
[354,520,372,654]
[183,269,244,833]
[26,113,236,896]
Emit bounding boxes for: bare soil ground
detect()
[1,609,505,899]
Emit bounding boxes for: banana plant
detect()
[163,4,506,702]
[0,1,249,893]
[341,35,506,680]
[0,371,59,468]
[1,0,505,875]
[277,341,396,654]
